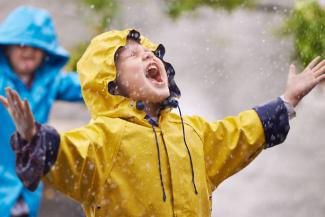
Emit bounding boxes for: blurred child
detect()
[0,6,83,217]
[1,29,325,217]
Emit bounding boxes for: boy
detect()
[0,6,83,217]
[1,29,325,217]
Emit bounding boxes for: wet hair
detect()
[113,46,125,65]
[114,29,141,64]
[2,45,13,58]
[109,29,181,101]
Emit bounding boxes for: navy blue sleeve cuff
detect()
[10,122,60,191]
[253,97,290,149]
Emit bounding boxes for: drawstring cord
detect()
[151,125,167,202]
[144,99,198,202]
[146,115,167,202]
[177,105,198,194]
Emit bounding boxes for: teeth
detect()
[148,65,157,71]
[146,63,158,76]
[145,62,163,84]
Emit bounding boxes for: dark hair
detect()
[113,46,124,65]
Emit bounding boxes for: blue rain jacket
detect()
[0,6,83,217]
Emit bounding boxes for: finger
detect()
[288,64,296,79]
[4,90,16,117]
[23,99,34,123]
[10,89,25,114]
[306,56,321,69]
[5,90,24,127]
[6,88,16,110]
[5,87,13,92]
[5,87,15,99]
[314,65,325,77]
[312,59,325,72]
[316,74,325,83]
[0,96,9,108]
[7,89,24,121]
[7,89,23,115]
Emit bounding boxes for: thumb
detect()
[289,64,296,79]
[0,95,9,108]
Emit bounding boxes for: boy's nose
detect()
[22,46,39,54]
[142,51,154,60]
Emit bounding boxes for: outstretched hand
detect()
[283,56,325,107]
[0,88,36,141]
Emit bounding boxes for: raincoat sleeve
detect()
[55,72,83,102]
[11,118,122,203]
[44,118,122,203]
[189,97,290,189]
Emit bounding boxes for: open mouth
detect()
[22,58,36,68]
[145,62,164,85]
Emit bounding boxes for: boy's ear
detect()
[108,81,118,95]
[107,80,126,97]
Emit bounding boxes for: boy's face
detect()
[115,40,170,103]
[5,45,45,76]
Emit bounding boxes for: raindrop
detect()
[146,162,151,172]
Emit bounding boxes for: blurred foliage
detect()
[165,0,256,18]
[281,0,325,67]
[80,0,117,31]
[67,0,256,70]
[66,0,117,71]
[66,42,89,72]
[67,0,325,70]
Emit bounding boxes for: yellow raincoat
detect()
[43,29,266,217]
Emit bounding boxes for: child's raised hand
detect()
[283,56,325,107]
[0,88,36,141]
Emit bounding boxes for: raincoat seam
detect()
[168,119,215,191]
[168,120,204,144]
[170,120,221,194]
[85,161,98,205]
[84,120,126,205]
[103,120,126,182]
[79,155,96,203]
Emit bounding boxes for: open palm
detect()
[0,88,36,141]
[284,56,325,107]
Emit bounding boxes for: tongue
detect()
[148,68,158,77]
[148,68,163,82]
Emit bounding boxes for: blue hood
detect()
[0,6,69,69]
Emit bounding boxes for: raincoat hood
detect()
[77,29,180,121]
[0,6,69,69]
